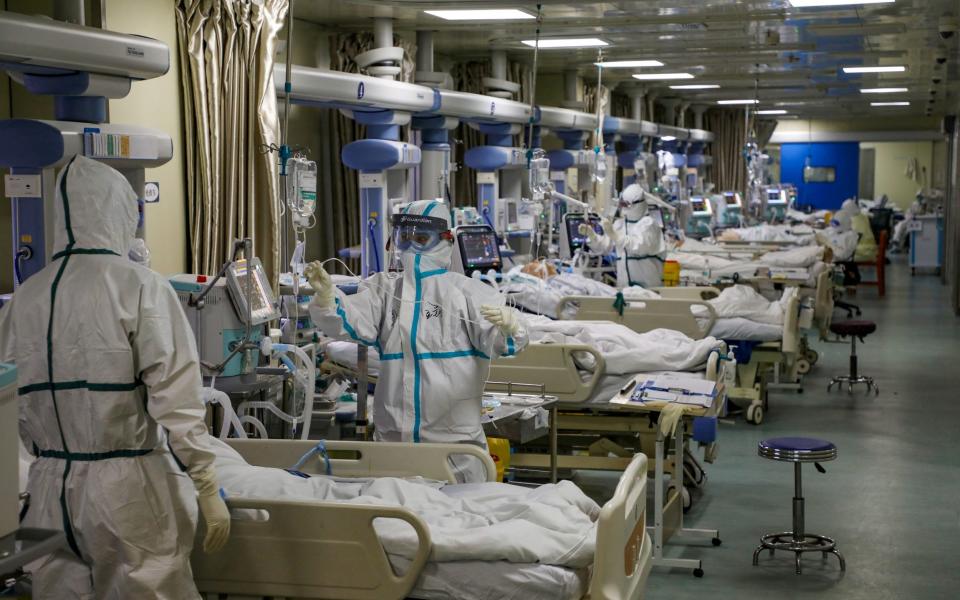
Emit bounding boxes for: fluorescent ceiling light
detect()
[670,84,720,89]
[871,101,910,106]
[842,65,906,73]
[522,38,608,48]
[632,72,694,81]
[717,99,760,105]
[756,109,788,115]
[597,60,664,68]
[789,1,895,7]
[660,136,677,141]
[861,87,908,93]
[424,9,534,21]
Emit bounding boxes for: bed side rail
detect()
[651,286,721,301]
[225,439,496,483]
[558,296,717,340]
[590,453,652,600]
[781,294,800,354]
[489,343,604,404]
[193,498,431,600]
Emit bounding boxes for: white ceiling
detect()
[293,0,960,120]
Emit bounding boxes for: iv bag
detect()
[591,150,607,183]
[286,156,318,228]
[528,149,551,195]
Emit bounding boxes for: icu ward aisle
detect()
[3,1,960,599]
[646,257,960,600]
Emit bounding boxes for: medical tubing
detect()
[274,342,316,439]
[13,248,27,285]
[367,220,382,272]
[290,441,332,475]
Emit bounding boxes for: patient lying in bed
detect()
[213,438,595,599]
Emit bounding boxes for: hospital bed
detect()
[192,438,653,600]
[549,290,804,425]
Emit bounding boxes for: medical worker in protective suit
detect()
[0,155,230,599]
[579,182,667,288]
[306,200,528,482]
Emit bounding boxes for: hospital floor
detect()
[582,258,960,600]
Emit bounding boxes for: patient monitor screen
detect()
[458,227,501,275]
[723,191,742,208]
[690,196,710,213]
[768,189,786,204]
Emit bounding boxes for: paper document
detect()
[612,374,717,408]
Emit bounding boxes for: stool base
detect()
[752,532,846,574]
[828,375,879,395]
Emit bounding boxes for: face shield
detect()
[391,213,452,254]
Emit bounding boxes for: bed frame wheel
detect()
[746,404,764,425]
[804,349,819,364]
[693,567,705,578]
[712,537,722,547]
[796,358,811,375]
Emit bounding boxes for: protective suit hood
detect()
[621,183,649,221]
[54,155,139,256]
[398,200,453,273]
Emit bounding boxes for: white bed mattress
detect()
[400,554,587,600]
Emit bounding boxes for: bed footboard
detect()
[193,497,431,600]
[589,453,652,600]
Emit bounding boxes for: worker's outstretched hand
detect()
[304,261,335,309]
[480,305,521,337]
[601,218,621,243]
[193,468,231,553]
[578,223,601,244]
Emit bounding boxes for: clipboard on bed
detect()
[611,375,718,409]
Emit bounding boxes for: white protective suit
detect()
[584,183,666,288]
[310,200,528,482]
[0,156,224,599]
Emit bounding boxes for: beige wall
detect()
[775,117,943,134]
[860,141,934,209]
[105,0,187,275]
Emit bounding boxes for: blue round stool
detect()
[753,437,846,574]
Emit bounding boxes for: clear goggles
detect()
[391,213,452,253]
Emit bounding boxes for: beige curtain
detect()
[175,0,287,279]
[705,108,748,193]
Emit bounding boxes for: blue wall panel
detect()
[780,142,859,210]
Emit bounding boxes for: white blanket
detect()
[724,224,815,245]
[502,271,650,318]
[700,284,799,326]
[524,316,723,374]
[213,439,600,568]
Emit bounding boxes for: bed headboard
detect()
[557,296,717,340]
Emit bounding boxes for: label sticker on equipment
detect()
[144,182,160,203]
[4,174,41,198]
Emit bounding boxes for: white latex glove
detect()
[304,261,335,309]
[480,305,521,337]
[578,223,601,243]
[193,467,231,553]
[601,218,622,244]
